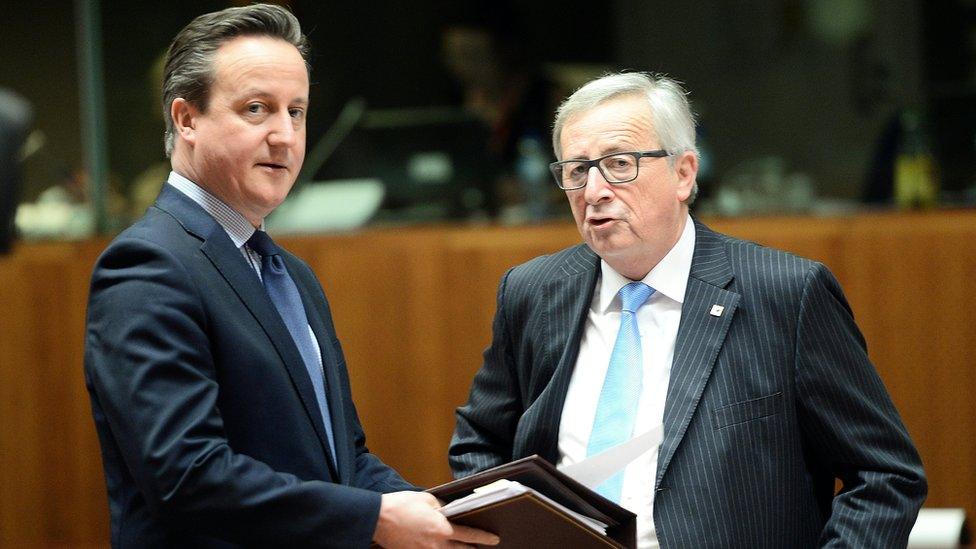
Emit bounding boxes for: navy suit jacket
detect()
[85,185,414,548]
[450,219,927,548]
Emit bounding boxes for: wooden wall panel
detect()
[0,212,972,546]
[0,241,110,547]
[838,212,976,518]
[0,244,47,544]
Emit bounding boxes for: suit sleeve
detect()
[793,263,927,547]
[85,236,382,547]
[449,268,525,478]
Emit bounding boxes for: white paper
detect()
[558,424,664,490]
[907,508,967,548]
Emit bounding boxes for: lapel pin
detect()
[709,304,725,317]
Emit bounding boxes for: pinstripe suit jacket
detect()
[450,219,926,548]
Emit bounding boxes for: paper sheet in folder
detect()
[429,456,637,548]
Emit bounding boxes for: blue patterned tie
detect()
[247,230,337,463]
[587,281,655,502]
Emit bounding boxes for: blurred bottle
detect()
[894,108,939,209]
[516,134,550,221]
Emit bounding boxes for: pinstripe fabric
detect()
[450,218,927,548]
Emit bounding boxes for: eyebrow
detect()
[238,89,308,105]
[565,144,637,161]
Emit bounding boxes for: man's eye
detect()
[289,108,305,119]
[247,103,265,114]
[568,163,588,176]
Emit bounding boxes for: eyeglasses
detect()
[548,150,672,190]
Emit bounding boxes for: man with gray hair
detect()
[450,72,926,547]
[84,4,498,548]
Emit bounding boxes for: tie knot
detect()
[247,230,279,257]
[619,282,653,313]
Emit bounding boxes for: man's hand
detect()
[372,491,500,548]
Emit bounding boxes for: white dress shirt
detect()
[557,214,695,549]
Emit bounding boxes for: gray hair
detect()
[161,3,310,157]
[552,72,699,202]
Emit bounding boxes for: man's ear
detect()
[170,98,198,147]
[674,151,699,202]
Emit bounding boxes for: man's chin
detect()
[585,233,629,258]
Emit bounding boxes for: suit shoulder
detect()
[716,231,820,279]
[492,244,595,320]
[702,229,838,308]
[101,207,195,257]
[505,243,595,287]
[91,207,203,290]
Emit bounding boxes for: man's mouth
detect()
[587,215,616,228]
[256,162,287,170]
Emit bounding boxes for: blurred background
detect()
[1,0,974,546]
[4,0,975,238]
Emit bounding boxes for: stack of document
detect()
[429,458,631,547]
[440,479,609,535]
[429,425,663,548]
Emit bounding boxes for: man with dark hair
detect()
[84,5,498,547]
[450,72,926,548]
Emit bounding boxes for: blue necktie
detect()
[247,230,337,463]
[587,281,655,502]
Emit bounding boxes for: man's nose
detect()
[267,113,298,147]
[583,166,614,204]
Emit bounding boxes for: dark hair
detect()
[161,3,309,156]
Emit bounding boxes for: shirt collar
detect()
[595,213,696,312]
[166,171,261,248]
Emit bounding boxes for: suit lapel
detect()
[518,245,600,463]
[155,186,339,479]
[292,272,350,483]
[656,220,739,487]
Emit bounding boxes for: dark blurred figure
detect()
[441,14,565,220]
[862,110,900,205]
[0,88,33,254]
[863,106,939,209]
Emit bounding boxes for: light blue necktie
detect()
[248,230,337,464]
[587,281,655,502]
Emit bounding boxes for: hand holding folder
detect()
[429,455,637,548]
[429,425,663,547]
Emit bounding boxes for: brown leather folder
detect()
[429,455,636,548]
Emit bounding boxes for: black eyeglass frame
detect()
[548,149,672,190]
